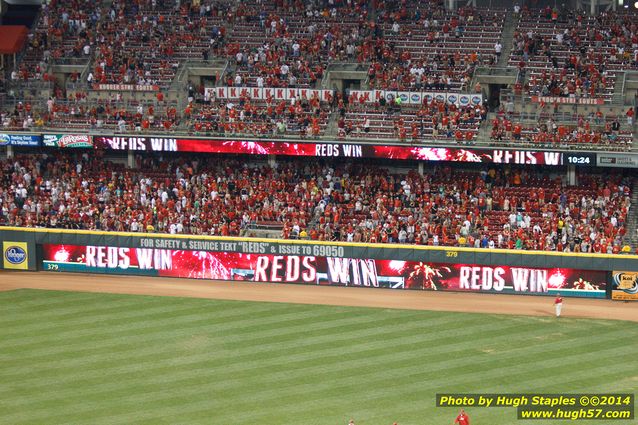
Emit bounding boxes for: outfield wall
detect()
[2,227,638,299]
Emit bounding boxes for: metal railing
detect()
[474,66,519,77]
[1,99,632,152]
[6,80,53,92]
[506,70,632,106]
[218,60,230,87]
[51,57,91,66]
[504,110,631,126]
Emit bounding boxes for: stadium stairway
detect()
[496,11,516,67]
[325,109,340,138]
[612,73,625,105]
[478,112,496,142]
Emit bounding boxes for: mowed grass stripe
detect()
[3,304,528,380]
[2,301,483,372]
[2,322,564,420]
[2,322,628,418]
[0,289,106,312]
[0,314,528,412]
[1,307,406,377]
[1,312,508,405]
[0,312,628,398]
[99,342,632,424]
[0,291,173,330]
[165,332,636,414]
[0,290,362,335]
[3,356,636,422]
[0,309,466,386]
[0,304,632,366]
[0,298,286,346]
[1,296,392,347]
[0,290,636,425]
[69,358,634,425]
[1,310,436,394]
[193,345,637,425]
[0,306,330,365]
[361,364,638,425]
[0,300,351,360]
[0,292,227,329]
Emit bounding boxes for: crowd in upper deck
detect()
[1,153,632,253]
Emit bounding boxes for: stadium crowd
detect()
[509,5,638,100]
[1,97,181,133]
[4,0,503,134]
[3,0,636,147]
[0,153,632,254]
[489,113,633,149]
[189,92,332,137]
[343,97,486,141]
[14,0,507,91]
[14,0,105,82]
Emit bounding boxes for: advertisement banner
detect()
[446,93,459,105]
[92,84,159,92]
[0,133,41,147]
[531,96,604,105]
[3,241,28,270]
[433,92,447,103]
[205,87,334,102]
[397,91,410,104]
[470,95,483,105]
[348,90,374,104]
[41,244,608,297]
[611,271,638,301]
[459,94,471,106]
[43,134,93,148]
[408,92,423,105]
[346,90,482,106]
[92,137,567,166]
[597,153,638,168]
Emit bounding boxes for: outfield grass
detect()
[0,289,636,425]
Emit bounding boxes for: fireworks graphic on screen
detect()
[411,148,450,161]
[222,141,268,154]
[173,250,230,280]
[405,262,451,290]
[547,271,567,289]
[54,247,70,262]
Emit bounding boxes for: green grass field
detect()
[0,289,636,425]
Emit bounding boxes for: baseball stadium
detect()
[1,0,638,423]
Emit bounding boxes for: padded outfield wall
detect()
[3,227,638,299]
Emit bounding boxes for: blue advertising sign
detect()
[11,134,40,146]
[0,134,41,147]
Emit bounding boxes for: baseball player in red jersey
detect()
[453,409,470,425]
[554,293,563,317]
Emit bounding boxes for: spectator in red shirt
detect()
[454,409,470,425]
